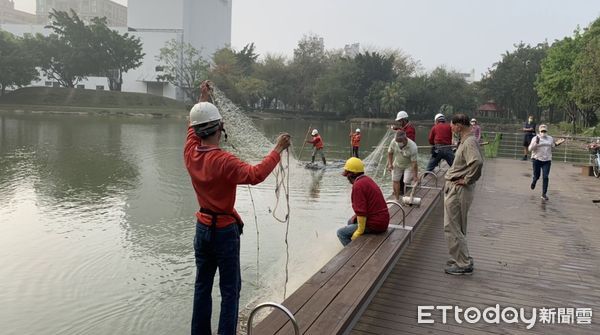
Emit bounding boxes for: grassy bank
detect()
[0,87,187,116]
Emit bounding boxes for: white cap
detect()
[189,102,222,127]
[395,111,408,121]
[470,118,477,123]
[356,128,360,132]
[311,129,318,136]
[539,124,548,132]
[434,113,445,122]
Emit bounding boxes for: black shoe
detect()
[530,181,536,190]
[521,155,528,161]
[541,194,548,201]
[445,264,473,275]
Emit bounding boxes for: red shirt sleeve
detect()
[221,150,281,185]
[406,125,416,141]
[428,126,435,145]
[184,127,200,169]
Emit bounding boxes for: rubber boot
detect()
[322,157,326,165]
[311,156,315,164]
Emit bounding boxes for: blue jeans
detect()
[426,146,455,171]
[191,222,241,335]
[532,159,552,196]
[337,216,374,246]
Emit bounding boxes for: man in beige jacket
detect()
[443,114,483,275]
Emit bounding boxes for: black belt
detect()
[199,208,244,235]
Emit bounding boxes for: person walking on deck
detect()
[184,81,291,335]
[392,110,416,141]
[387,130,419,201]
[522,115,537,160]
[528,124,565,201]
[427,113,455,172]
[307,129,326,165]
[470,118,481,143]
[350,128,361,158]
[337,157,390,246]
[444,114,483,276]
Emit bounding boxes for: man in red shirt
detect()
[392,110,416,141]
[350,128,361,158]
[185,81,291,335]
[426,113,455,171]
[337,157,390,246]
[307,128,326,165]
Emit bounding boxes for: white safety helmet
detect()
[189,102,222,127]
[395,111,409,121]
[311,129,318,136]
[356,128,361,132]
[434,113,445,122]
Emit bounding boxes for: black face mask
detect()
[347,175,356,184]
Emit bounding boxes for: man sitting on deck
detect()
[337,157,390,246]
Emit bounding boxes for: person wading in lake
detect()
[528,124,565,201]
[350,128,361,158]
[307,129,326,165]
[184,81,291,335]
[337,157,390,246]
[443,113,483,276]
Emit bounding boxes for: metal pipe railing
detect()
[247,302,299,335]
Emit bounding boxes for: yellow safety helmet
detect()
[343,157,365,176]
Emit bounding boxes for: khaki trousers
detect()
[443,182,474,268]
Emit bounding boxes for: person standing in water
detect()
[350,128,361,158]
[307,129,326,165]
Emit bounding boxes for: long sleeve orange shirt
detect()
[184,127,280,227]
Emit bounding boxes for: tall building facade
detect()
[0,0,36,24]
[36,0,127,26]
[124,0,232,100]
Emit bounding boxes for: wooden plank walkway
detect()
[252,169,445,335]
[351,158,600,334]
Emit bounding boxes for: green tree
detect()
[535,35,582,126]
[253,54,293,109]
[380,81,407,114]
[156,39,209,102]
[0,30,39,95]
[234,43,259,76]
[208,47,243,103]
[290,33,326,110]
[40,10,98,87]
[572,18,600,126]
[89,17,144,91]
[480,43,547,121]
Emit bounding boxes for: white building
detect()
[0,0,232,101]
[124,0,232,100]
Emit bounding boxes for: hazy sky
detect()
[13,0,600,78]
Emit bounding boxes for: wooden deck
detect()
[252,169,445,334]
[351,158,600,334]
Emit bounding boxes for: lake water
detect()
[0,112,430,334]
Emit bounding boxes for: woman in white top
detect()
[528,124,565,200]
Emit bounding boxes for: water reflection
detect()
[308,169,325,199]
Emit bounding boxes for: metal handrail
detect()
[419,171,438,188]
[386,200,406,228]
[247,302,299,335]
